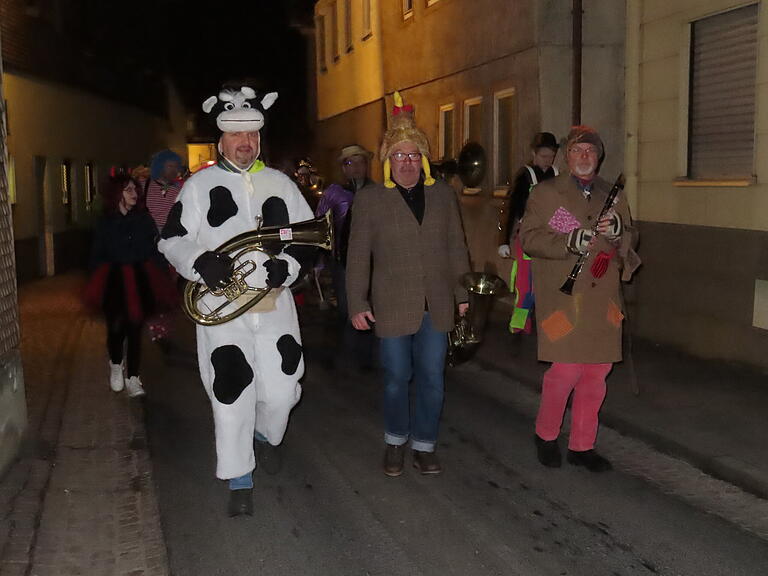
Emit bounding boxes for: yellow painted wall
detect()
[315,0,385,120]
[630,0,768,231]
[4,73,171,240]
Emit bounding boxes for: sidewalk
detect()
[0,274,168,576]
[472,310,768,501]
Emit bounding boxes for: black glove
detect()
[193,251,233,290]
[263,258,289,288]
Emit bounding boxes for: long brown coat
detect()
[346,180,470,338]
[520,174,638,363]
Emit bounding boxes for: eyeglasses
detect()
[567,145,598,156]
[391,152,422,162]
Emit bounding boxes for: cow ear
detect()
[202,96,218,113]
[260,92,278,110]
[241,86,256,99]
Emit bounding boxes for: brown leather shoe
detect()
[412,450,442,475]
[383,444,405,477]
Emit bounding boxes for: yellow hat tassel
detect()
[383,158,396,188]
[422,155,435,186]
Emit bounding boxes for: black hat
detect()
[531,132,559,151]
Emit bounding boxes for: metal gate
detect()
[0,29,27,478]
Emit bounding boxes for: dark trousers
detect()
[331,258,375,369]
[106,313,143,377]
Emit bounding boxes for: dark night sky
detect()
[114,0,317,166]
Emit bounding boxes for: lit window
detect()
[6,155,16,205]
[438,104,455,160]
[427,0,440,6]
[494,89,516,188]
[61,159,72,223]
[688,4,757,179]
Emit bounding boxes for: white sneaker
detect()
[125,376,146,398]
[109,362,124,392]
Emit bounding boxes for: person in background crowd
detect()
[144,150,185,350]
[84,172,176,398]
[520,125,640,473]
[315,144,376,372]
[498,132,559,336]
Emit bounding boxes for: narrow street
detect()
[143,299,768,576]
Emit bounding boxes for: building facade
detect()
[626,0,768,367]
[312,0,624,280]
[1,0,186,282]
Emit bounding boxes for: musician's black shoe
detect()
[566,449,612,473]
[227,489,253,517]
[534,435,562,468]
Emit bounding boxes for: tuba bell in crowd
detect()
[182,211,334,326]
[447,272,507,365]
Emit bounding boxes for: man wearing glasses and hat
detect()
[315,144,376,370]
[347,93,470,477]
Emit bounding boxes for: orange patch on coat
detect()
[541,310,574,342]
[607,299,624,328]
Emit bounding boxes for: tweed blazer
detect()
[346,179,470,338]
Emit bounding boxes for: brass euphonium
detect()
[447,272,507,365]
[182,211,334,326]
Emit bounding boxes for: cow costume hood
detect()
[202,86,278,133]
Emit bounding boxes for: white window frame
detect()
[362,0,372,39]
[427,0,441,6]
[493,88,516,194]
[316,14,327,72]
[438,104,455,160]
[403,0,413,19]
[463,96,483,145]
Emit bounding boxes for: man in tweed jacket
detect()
[346,92,470,477]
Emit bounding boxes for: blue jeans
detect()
[379,312,447,453]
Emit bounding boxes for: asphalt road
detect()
[143,306,768,576]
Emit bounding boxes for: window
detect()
[61,159,72,223]
[494,89,516,188]
[344,0,353,52]
[331,1,340,61]
[6,155,16,205]
[687,4,758,180]
[362,0,372,39]
[403,0,413,19]
[438,104,455,160]
[427,0,441,6]
[84,162,96,210]
[463,97,483,145]
[316,14,327,72]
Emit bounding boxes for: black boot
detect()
[566,449,612,472]
[534,435,562,468]
[227,489,254,517]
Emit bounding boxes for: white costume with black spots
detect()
[158,161,313,480]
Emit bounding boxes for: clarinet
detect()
[559,173,625,295]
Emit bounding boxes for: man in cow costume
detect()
[158,85,314,517]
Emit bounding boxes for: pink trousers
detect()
[535,362,612,451]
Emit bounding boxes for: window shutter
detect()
[689,4,758,179]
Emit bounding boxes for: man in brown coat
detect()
[347,92,470,477]
[520,125,639,472]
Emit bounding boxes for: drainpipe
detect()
[572,0,582,125]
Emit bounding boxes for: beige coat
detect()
[520,174,639,363]
[346,180,470,338]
